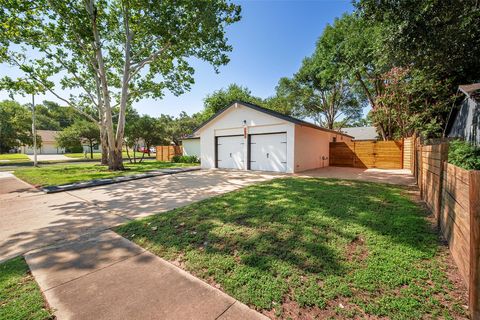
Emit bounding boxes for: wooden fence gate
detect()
[156,145,182,161]
[329,140,404,169]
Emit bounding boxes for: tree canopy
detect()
[0,100,39,153]
[0,0,241,169]
[56,120,100,158]
[202,84,263,119]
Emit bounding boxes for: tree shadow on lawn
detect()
[115,178,462,318]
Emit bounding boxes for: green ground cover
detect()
[116,178,467,319]
[14,161,197,187]
[0,257,53,320]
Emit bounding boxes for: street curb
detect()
[41,167,201,194]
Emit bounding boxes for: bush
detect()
[448,140,480,170]
[66,145,83,153]
[171,155,199,163]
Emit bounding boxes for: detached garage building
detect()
[194,101,352,173]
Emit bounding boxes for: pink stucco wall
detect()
[293,125,352,172]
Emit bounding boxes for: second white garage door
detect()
[250,133,287,172]
[217,135,245,169]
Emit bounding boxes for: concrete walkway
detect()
[0,170,278,262]
[1,170,277,319]
[25,230,266,320]
[296,166,416,186]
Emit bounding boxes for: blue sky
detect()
[0,0,354,117]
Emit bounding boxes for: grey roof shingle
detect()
[341,127,379,141]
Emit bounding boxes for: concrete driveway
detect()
[0,170,278,262]
[296,166,416,186]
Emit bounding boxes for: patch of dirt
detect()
[402,186,469,319]
[345,235,368,264]
[170,253,186,269]
[261,296,382,320]
[434,245,469,319]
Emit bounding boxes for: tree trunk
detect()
[113,30,132,170]
[98,111,109,165]
[125,142,133,164]
[139,147,146,163]
[87,0,123,171]
[89,140,94,159]
[100,129,109,165]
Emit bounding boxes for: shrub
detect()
[448,140,480,170]
[171,155,199,163]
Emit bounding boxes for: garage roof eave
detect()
[193,100,354,139]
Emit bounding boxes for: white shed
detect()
[194,101,352,173]
[181,137,201,158]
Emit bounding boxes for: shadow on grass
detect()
[115,178,459,318]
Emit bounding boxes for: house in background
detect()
[181,135,200,158]
[341,126,379,141]
[445,83,480,145]
[193,101,352,173]
[21,130,65,155]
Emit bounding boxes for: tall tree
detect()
[357,0,480,87]
[263,78,301,117]
[0,0,241,170]
[154,112,203,146]
[316,13,391,138]
[276,32,364,130]
[355,0,480,138]
[0,100,39,153]
[56,121,100,158]
[202,83,263,119]
[36,101,84,130]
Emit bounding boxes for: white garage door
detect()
[216,135,245,169]
[250,133,287,172]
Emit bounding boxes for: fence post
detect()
[418,143,423,199]
[470,170,480,319]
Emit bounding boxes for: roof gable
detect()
[194,101,353,138]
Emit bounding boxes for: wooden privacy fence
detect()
[155,145,182,161]
[410,138,480,319]
[329,140,404,169]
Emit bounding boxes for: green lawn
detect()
[0,154,29,161]
[14,161,197,187]
[0,257,53,320]
[65,151,154,160]
[116,178,467,319]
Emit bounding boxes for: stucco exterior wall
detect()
[293,126,352,172]
[293,125,331,172]
[182,139,201,157]
[198,103,296,173]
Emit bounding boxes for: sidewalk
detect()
[25,230,267,320]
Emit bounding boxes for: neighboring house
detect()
[82,144,100,153]
[445,83,480,145]
[341,126,379,141]
[181,135,200,158]
[21,130,65,155]
[193,101,352,173]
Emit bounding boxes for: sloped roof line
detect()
[193,100,353,138]
[459,83,480,97]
